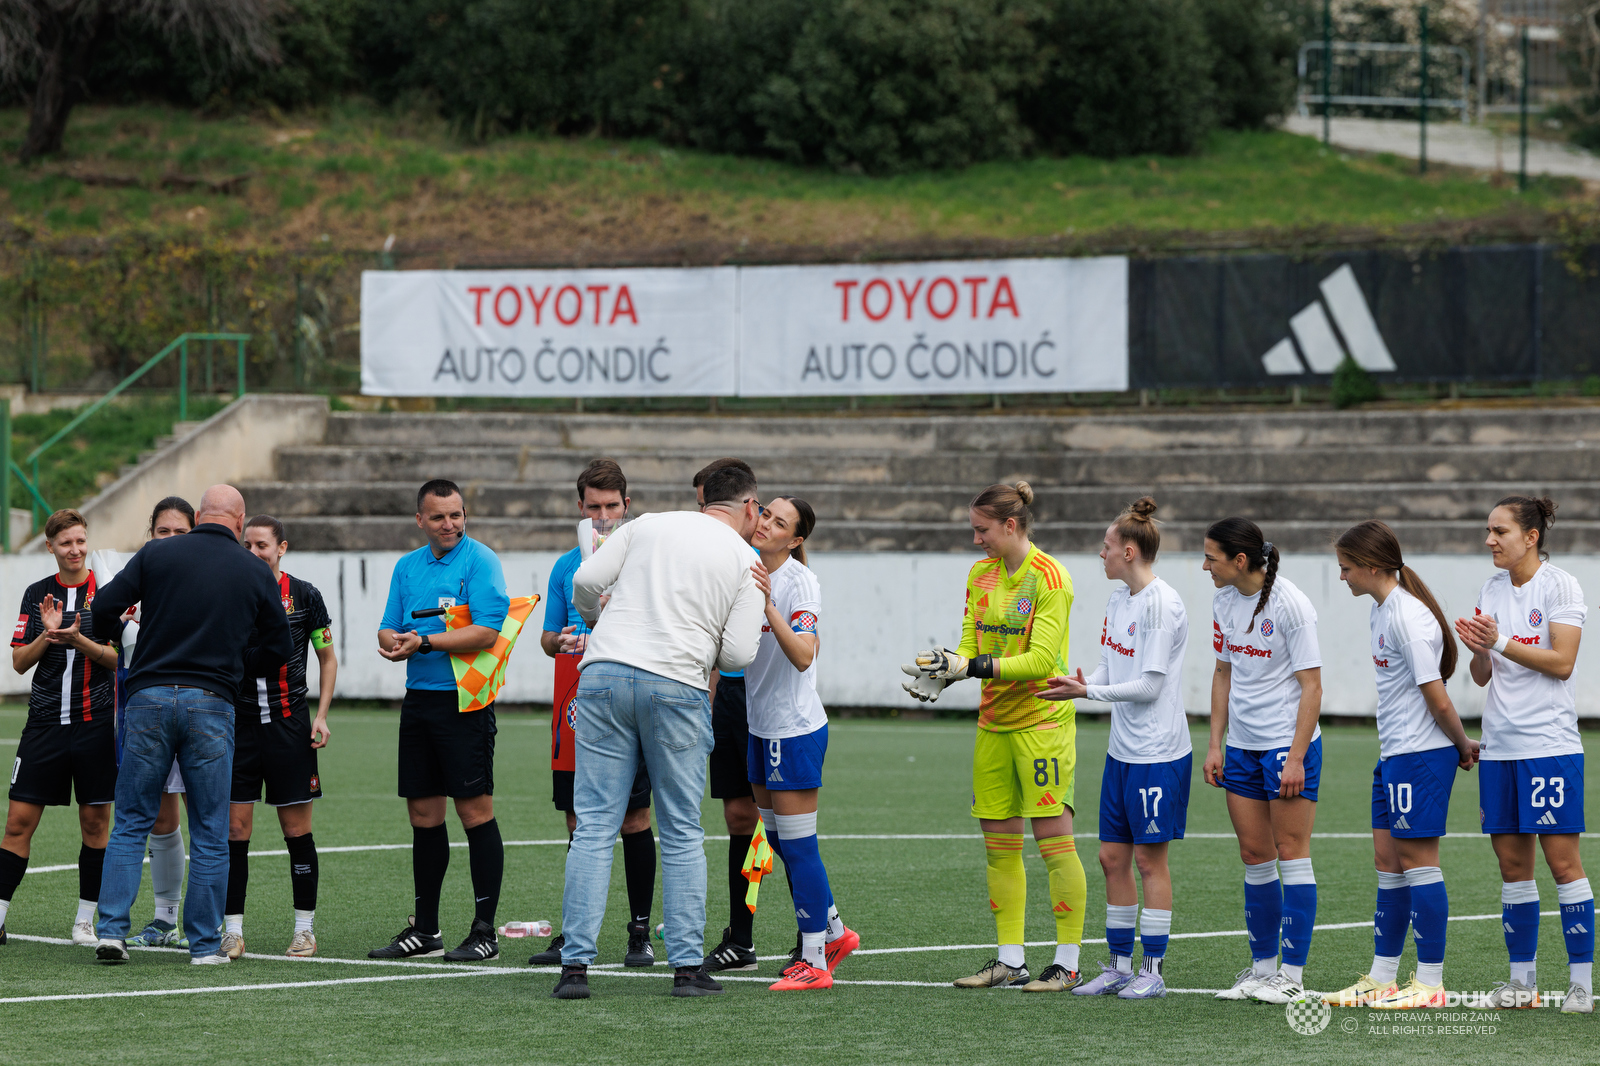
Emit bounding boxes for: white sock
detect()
[1281,963,1304,983]
[0,899,9,926]
[1053,943,1080,971]
[1512,961,1537,987]
[155,898,179,925]
[1572,962,1593,994]
[294,908,315,935]
[75,899,96,925]
[1253,956,1278,978]
[997,943,1025,968]
[225,914,244,937]
[1417,961,1443,987]
[1106,903,1137,972]
[1112,956,1134,973]
[147,829,186,904]
[826,904,844,941]
[801,930,825,969]
[1371,955,1401,985]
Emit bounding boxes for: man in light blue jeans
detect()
[97,687,236,957]
[554,463,766,999]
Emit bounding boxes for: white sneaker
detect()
[71,919,98,946]
[1561,983,1593,1014]
[191,952,232,965]
[1251,971,1309,1004]
[1214,967,1272,1000]
[95,939,129,964]
[1483,978,1542,1009]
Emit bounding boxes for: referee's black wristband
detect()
[968,654,995,679]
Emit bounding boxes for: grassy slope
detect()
[0,707,1592,1065]
[0,102,1591,261]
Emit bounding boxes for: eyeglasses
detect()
[700,497,766,516]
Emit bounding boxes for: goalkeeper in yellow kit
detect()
[903,481,1087,992]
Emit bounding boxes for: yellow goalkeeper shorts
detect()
[970,722,1077,820]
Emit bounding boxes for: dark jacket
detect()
[93,523,294,699]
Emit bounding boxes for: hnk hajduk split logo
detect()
[1285,998,1332,1035]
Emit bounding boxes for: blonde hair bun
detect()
[1014,481,1035,506]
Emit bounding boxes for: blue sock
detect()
[1105,903,1137,964]
[1279,857,1316,968]
[1559,879,1595,965]
[1502,881,1541,966]
[1406,868,1448,966]
[1243,861,1282,963]
[773,813,830,935]
[1374,871,1411,959]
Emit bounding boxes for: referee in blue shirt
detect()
[370,479,510,963]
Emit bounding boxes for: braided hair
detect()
[1206,516,1279,623]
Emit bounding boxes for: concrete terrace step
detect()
[271,441,1600,488]
[237,479,1600,525]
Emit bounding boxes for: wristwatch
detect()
[418,635,433,655]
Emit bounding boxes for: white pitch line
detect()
[0,966,517,1004]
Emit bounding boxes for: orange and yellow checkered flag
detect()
[442,594,540,712]
[741,819,775,914]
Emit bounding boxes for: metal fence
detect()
[1298,40,1474,120]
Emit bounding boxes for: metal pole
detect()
[1519,23,1529,191]
[237,338,247,398]
[179,336,188,422]
[1419,4,1429,175]
[294,271,306,391]
[2,397,11,554]
[1476,0,1487,123]
[30,456,39,533]
[1322,0,1332,144]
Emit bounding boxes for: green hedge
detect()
[84,0,1297,173]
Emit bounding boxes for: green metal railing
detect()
[3,331,250,551]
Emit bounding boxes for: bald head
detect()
[197,484,246,536]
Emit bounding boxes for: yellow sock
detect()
[1039,835,1087,945]
[983,832,1026,945]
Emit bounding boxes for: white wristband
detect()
[1492,633,1510,654]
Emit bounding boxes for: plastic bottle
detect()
[652,923,665,940]
[497,920,553,939]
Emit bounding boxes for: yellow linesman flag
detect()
[741,819,774,914]
[442,594,540,713]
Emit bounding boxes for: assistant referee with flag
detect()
[370,478,510,963]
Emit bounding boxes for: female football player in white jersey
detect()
[1043,498,1189,1000]
[1454,496,1593,1014]
[745,497,857,990]
[1202,517,1322,1004]
[1327,520,1477,1010]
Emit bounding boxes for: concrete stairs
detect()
[236,405,1600,555]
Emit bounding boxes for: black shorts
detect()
[9,717,117,807]
[552,763,652,814]
[398,688,495,799]
[708,675,751,800]
[232,709,323,807]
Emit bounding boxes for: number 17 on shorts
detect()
[1098,753,1193,844]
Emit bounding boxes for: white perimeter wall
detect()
[6,551,1594,718]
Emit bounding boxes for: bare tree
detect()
[0,0,279,162]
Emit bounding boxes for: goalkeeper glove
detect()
[900,664,948,703]
[915,646,994,680]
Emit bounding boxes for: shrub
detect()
[1331,355,1381,409]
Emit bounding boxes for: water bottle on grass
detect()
[497,920,553,939]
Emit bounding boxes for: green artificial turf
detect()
[0,706,1592,1064]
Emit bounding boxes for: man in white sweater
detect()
[551,464,766,1000]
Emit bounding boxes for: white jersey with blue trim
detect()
[1212,574,1322,751]
[1370,587,1452,758]
[1096,577,1191,764]
[1476,563,1586,761]
[745,556,826,740]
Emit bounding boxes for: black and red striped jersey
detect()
[12,572,114,724]
[236,572,333,723]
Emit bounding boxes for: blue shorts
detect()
[1371,746,1459,838]
[1479,755,1586,835]
[1098,753,1192,844]
[1223,737,1322,803]
[747,724,828,791]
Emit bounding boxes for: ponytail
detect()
[1205,516,1278,622]
[774,495,816,567]
[1336,519,1457,681]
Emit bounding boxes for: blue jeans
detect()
[97,686,235,957]
[562,662,713,970]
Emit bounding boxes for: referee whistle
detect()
[410,607,447,619]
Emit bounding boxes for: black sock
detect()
[728,834,754,946]
[464,818,502,927]
[285,833,318,912]
[621,827,656,925]
[0,847,27,902]
[412,824,449,934]
[77,845,105,903]
[225,840,250,915]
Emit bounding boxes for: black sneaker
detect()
[624,921,656,967]
[444,918,499,962]
[368,916,445,959]
[528,932,565,966]
[0,924,7,945]
[703,926,757,972]
[786,928,802,968]
[551,964,591,999]
[671,966,723,997]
